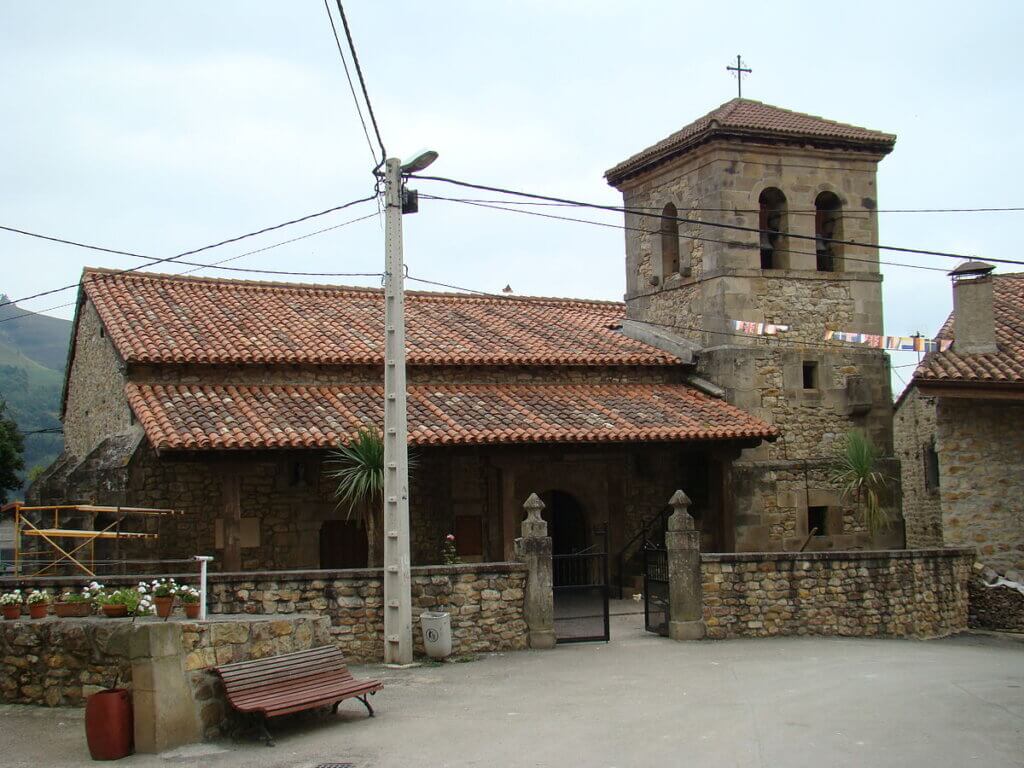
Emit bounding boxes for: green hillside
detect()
[0,295,72,496]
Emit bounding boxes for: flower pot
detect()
[102,604,128,618]
[183,602,201,619]
[29,604,49,619]
[420,611,452,659]
[2,605,21,621]
[85,688,134,760]
[154,595,175,618]
[54,602,92,618]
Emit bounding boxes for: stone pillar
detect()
[514,493,555,649]
[666,490,705,641]
[130,623,201,752]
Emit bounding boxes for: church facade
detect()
[31,99,904,578]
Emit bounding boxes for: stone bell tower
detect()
[606,99,900,551]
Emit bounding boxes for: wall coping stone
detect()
[1,561,528,588]
[701,547,974,564]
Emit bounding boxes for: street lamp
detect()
[381,149,437,665]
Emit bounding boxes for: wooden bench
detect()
[212,645,382,745]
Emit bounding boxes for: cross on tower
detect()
[726,55,752,98]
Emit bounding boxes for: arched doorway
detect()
[541,489,588,556]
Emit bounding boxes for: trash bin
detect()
[85,688,133,760]
[420,611,452,659]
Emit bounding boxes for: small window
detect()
[660,203,680,277]
[807,506,828,537]
[815,191,843,272]
[99,326,105,338]
[289,461,306,487]
[923,442,940,492]
[802,361,819,390]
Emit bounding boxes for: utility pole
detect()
[381,150,436,665]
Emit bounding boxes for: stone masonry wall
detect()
[894,388,942,547]
[62,300,133,460]
[936,399,1024,572]
[701,548,972,639]
[0,618,132,706]
[968,578,1024,633]
[205,564,529,662]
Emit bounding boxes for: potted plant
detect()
[1,589,22,620]
[54,590,94,618]
[26,589,51,619]
[97,587,146,618]
[147,579,178,618]
[179,586,202,619]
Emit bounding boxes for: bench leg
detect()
[357,694,375,717]
[258,715,275,747]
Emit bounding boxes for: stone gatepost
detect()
[130,623,201,752]
[666,490,706,641]
[514,493,555,649]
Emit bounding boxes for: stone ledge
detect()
[702,547,974,564]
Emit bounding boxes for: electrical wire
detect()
[410,174,1024,269]
[421,194,951,274]
[335,1,385,162]
[0,194,379,311]
[322,0,377,165]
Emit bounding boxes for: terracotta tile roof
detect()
[606,99,896,184]
[125,382,779,451]
[82,269,676,368]
[913,274,1024,386]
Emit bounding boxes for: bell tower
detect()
[606,99,900,551]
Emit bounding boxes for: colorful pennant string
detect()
[823,330,953,352]
[730,320,790,336]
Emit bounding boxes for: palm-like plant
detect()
[831,430,891,537]
[324,428,385,566]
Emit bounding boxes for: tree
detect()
[0,399,25,504]
[830,430,891,537]
[324,428,387,567]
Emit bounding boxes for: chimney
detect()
[950,260,997,355]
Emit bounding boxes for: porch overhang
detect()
[125,381,778,452]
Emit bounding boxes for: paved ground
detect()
[3,611,1024,768]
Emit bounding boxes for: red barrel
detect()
[85,689,134,760]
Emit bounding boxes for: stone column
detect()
[130,623,201,752]
[514,493,555,649]
[666,490,705,641]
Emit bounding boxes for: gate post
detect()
[514,493,555,649]
[665,490,705,641]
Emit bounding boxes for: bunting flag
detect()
[824,330,953,352]
[730,320,790,336]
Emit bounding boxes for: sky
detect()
[2,1,1023,396]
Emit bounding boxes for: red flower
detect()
[445,534,456,542]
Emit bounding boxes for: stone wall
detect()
[894,388,943,547]
[0,618,132,706]
[701,548,972,639]
[205,564,529,663]
[182,614,331,739]
[936,399,1024,573]
[968,579,1024,633]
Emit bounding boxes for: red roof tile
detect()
[82,269,675,368]
[125,382,779,451]
[914,274,1024,386]
[606,99,896,184]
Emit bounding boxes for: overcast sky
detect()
[2,1,1022,394]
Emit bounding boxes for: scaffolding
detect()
[0,502,184,577]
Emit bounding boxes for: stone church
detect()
[31,98,903,578]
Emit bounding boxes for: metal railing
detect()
[614,505,671,599]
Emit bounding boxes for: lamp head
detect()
[400,149,438,174]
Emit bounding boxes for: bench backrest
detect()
[214,645,354,693]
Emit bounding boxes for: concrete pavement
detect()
[2,612,1023,768]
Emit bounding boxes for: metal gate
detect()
[643,543,669,636]
[552,528,609,644]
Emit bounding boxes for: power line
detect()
[335,1,385,162]
[0,211,384,326]
[404,272,935,355]
[322,0,377,165]
[431,197,1024,215]
[421,194,951,274]
[410,174,1024,269]
[0,194,379,311]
